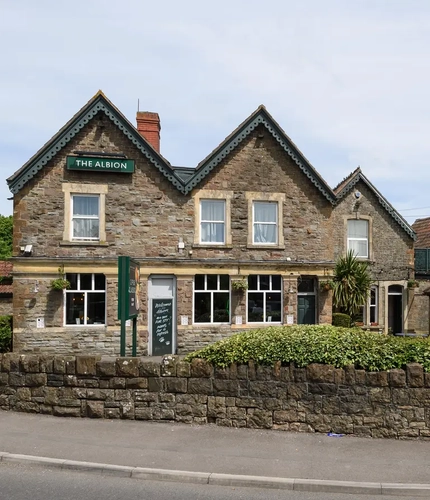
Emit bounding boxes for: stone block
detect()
[97,360,116,377]
[25,373,47,387]
[14,401,40,413]
[65,357,76,374]
[0,373,8,386]
[249,381,279,398]
[53,357,66,374]
[208,396,226,418]
[161,355,179,377]
[16,387,31,401]
[306,363,335,383]
[389,369,406,387]
[116,358,139,377]
[213,379,240,397]
[126,377,148,389]
[76,356,98,376]
[246,408,273,429]
[86,401,104,418]
[148,378,163,392]
[135,407,153,420]
[366,371,388,387]
[188,378,213,395]
[105,408,121,419]
[20,355,40,373]
[39,355,54,373]
[120,401,135,419]
[190,359,213,378]
[64,375,78,387]
[407,363,424,387]
[114,389,132,401]
[109,377,126,389]
[176,361,191,378]
[164,378,187,393]
[9,373,26,387]
[53,406,81,417]
[237,364,248,380]
[139,361,161,377]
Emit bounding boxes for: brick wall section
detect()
[1,353,430,439]
[0,297,12,316]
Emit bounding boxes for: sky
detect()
[1,0,430,225]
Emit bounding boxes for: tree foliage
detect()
[332,250,372,318]
[0,215,12,260]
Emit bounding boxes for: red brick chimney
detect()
[136,111,161,152]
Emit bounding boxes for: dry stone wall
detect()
[1,353,430,439]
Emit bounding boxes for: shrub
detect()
[332,313,351,328]
[184,325,430,372]
[0,315,12,353]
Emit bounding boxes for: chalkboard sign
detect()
[152,299,173,355]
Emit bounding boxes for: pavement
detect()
[1,410,430,496]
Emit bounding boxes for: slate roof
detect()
[0,261,12,294]
[334,167,416,241]
[412,217,430,248]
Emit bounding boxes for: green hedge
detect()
[185,325,430,372]
[332,313,351,328]
[0,315,12,353]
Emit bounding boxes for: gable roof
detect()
[7,93,337,203]
[412,217,430,248]
[181,105,337,202]
[7,91,187,195]
[334,167,416,240]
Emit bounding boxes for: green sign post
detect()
[67,156,135,173]
[118,256,141,356]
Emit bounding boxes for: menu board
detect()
[152,299,173,355]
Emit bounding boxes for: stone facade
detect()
[1,353,430,439]
[7,93,415,355]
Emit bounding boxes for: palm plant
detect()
[332,250,372,318]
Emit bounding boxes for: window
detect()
[194,274,230,323]
[193,190,233,246]
[247,275,282,323]
[200,200,225,244]
[369,286,378,324]
[65,273,106,325]
[62,183,107,243]
[72,195,100,240]
[245,193,285,248]
[253,201,278,244]
[347,220,369,258]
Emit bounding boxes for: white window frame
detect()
[246,274,283,324]
[64,273,107,326]
[193,190,233,246]
[252,201,278,245]
[62,183,108,243]
[368,286,378,324]
[245,192,285,248]
[71,194,100,241]
[200,199,226,244]
[193,274,230,324]
[347,219,369,258]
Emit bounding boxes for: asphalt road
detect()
[0,462,426,500]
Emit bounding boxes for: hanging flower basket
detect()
[51,265,71,290]
[320,280,334,291]
[407,280,419,289]
[231,278,248,292]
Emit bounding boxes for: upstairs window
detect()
[347,219,369,258]
[253,201,278,244]
[71,195,100,240]
[65,273,106,326]
[200,200,226,244]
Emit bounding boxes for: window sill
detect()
[60,241,110,247]
[247,244,285,250]
[192,244,233,249]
